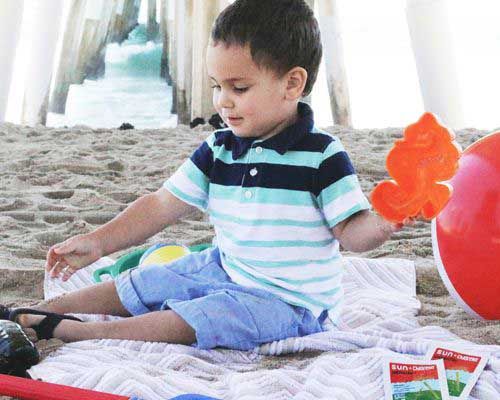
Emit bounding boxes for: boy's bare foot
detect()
[16,313,45,328]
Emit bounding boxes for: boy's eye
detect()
[234,87,248,93]
[211,85,221,90]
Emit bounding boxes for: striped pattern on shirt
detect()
[164,106,370,321]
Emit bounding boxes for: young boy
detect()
[3,0,400,350]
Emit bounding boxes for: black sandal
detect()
[0,304,10,320]
[7,308,83,340]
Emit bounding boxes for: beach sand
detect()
[0,121,497,382]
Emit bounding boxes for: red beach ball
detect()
[432,132,500,320]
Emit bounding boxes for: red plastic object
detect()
[0,373,130,400]
[371,113,462,223]
[432,132,500,320]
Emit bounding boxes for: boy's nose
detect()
[217,90,234,109]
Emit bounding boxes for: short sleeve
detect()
[315,138,370,228]
[163,133,215,212]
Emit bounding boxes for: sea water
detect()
[47,25,176,129]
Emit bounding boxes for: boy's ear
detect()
[284,67,308,100]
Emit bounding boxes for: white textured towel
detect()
[28,257,499,399]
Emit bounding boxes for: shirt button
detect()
[244,190,252,199]
[255,146,263,154]
[249,168,258,176]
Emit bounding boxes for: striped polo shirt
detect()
[164,102,370,322]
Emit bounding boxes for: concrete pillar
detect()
[110,0,139,43]
[159,0,172,83]
[175,0,193,124]
[406,0,464,129]
[111,0,126,42]
[21,0,65,126]
[84,0,116,79]
[184,1,193,122]
[170,0,177,114]
[130,0,141,30]
[74,0,105,82]
[49,0,87,114]
[105,0,121,43]
[0,0,25,122]
[190,0,219,122]
[317,0,352,127]
[110,0,125,42]
[147,0,159,41]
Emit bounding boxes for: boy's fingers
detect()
[50,260,68,279]
[61,265,75,282]
[45,247,61,272]
[402,217,416,226]
[394,222,404,230]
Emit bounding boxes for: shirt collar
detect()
[229,102,314,160]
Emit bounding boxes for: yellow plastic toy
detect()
[139,243,191,266]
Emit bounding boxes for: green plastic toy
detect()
[92,243,213,283]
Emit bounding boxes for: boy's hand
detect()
[393,217,417,231]
[333,211,416,253]
[45,233,103,281]
[380,216,416,237]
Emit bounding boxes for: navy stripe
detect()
[191,137,353,194]
[213,129,336,156]
[286,132,335,153]
[211,160,316,191]
[314,151,355,195]
[190,141,214,177]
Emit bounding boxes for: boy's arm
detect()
[46,188,195,279]
[332,210,399,253]
[94,187,194,256]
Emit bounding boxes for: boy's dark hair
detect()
[211,0,322,96]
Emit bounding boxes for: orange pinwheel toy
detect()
[371,113,462,223]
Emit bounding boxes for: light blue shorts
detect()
[115,247,326,350]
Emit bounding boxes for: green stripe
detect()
[210,184,315,206]
[209,209,325,227]
[326,203,370,228]
[234,255,341,268]
[320,286,342,296]
[322,138,345,158]
[182,159,209,192]
[319,175,364,207]
[164,182,206,210]
[220,228,334,248]
[214,147,322,168]
[311,126,328,135]
[205,132,217,150]
[232,253,342,268]
[224,260,334,309]
[279,271,342,285]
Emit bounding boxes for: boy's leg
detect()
[17,281,131,327]
[53,310,196,344]
[16,280,196,345]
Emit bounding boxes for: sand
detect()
[0,120,497,376]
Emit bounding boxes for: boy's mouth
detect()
[227,116,243,125]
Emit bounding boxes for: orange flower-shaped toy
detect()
[371,113,462,223]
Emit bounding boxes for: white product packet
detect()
[425,343,489,400]
[383,357,449,400]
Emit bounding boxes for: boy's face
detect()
[207,43,296,140]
